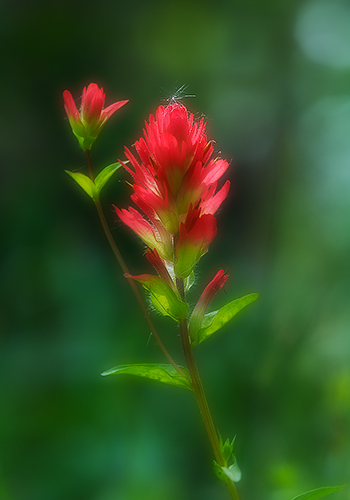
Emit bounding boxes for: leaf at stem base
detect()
[101,363,192,390]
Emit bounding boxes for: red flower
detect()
[175,206,217,278]
[115,103,229,278]
[114,206,173,261]
[63,83,128,151]
[121,103,229,233]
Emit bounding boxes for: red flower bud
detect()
[63,83,128,151]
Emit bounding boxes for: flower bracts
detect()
[115,103,230,283]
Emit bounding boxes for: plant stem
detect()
[85,150,187,379]
[176,277,240,500]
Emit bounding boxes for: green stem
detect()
[85,150,187,380]
[176,278,240,500]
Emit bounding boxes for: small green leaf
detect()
[227,461,242,483]
[65,170,97,199]
[184,270,195,292]
[195,293,259,346]
[95,162,123,195]
[101,363,192,390]
[291,485,346,500]
[222,436,236,464]
[213,460,242,484]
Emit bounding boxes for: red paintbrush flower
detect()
[63,83,128,151]
[121,103,229,232]
[116,103,230,278]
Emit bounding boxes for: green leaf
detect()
[213,460,242,484]
[65,170,97,199]
[184,270,195,292]
[219,435,236,465]
[95,162,123,195]
[101,363,192,390]
[195,293,259,346]
[291,485,346,500]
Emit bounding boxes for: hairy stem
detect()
[176,277,240,500]
[85,150,187,379]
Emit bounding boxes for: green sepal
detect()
[65,171,97,199]
[138,276,189,321]
[77,134,96,152]
[174,242,201,279]
[291,486,346,500]
[101,363,192,390]
[95,162,123,194]
[193,293,259,346]
[213,459,242,484]
[70,129,96,152]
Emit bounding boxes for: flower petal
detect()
[201,180,230,215]
[63,90,80,121]
[101,100,129,121]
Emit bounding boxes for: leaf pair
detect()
[102,293,259,394]
[66,162,122,201]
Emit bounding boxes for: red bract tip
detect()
[188,269,228,342]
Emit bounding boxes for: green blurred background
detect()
[1,0,350,499]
